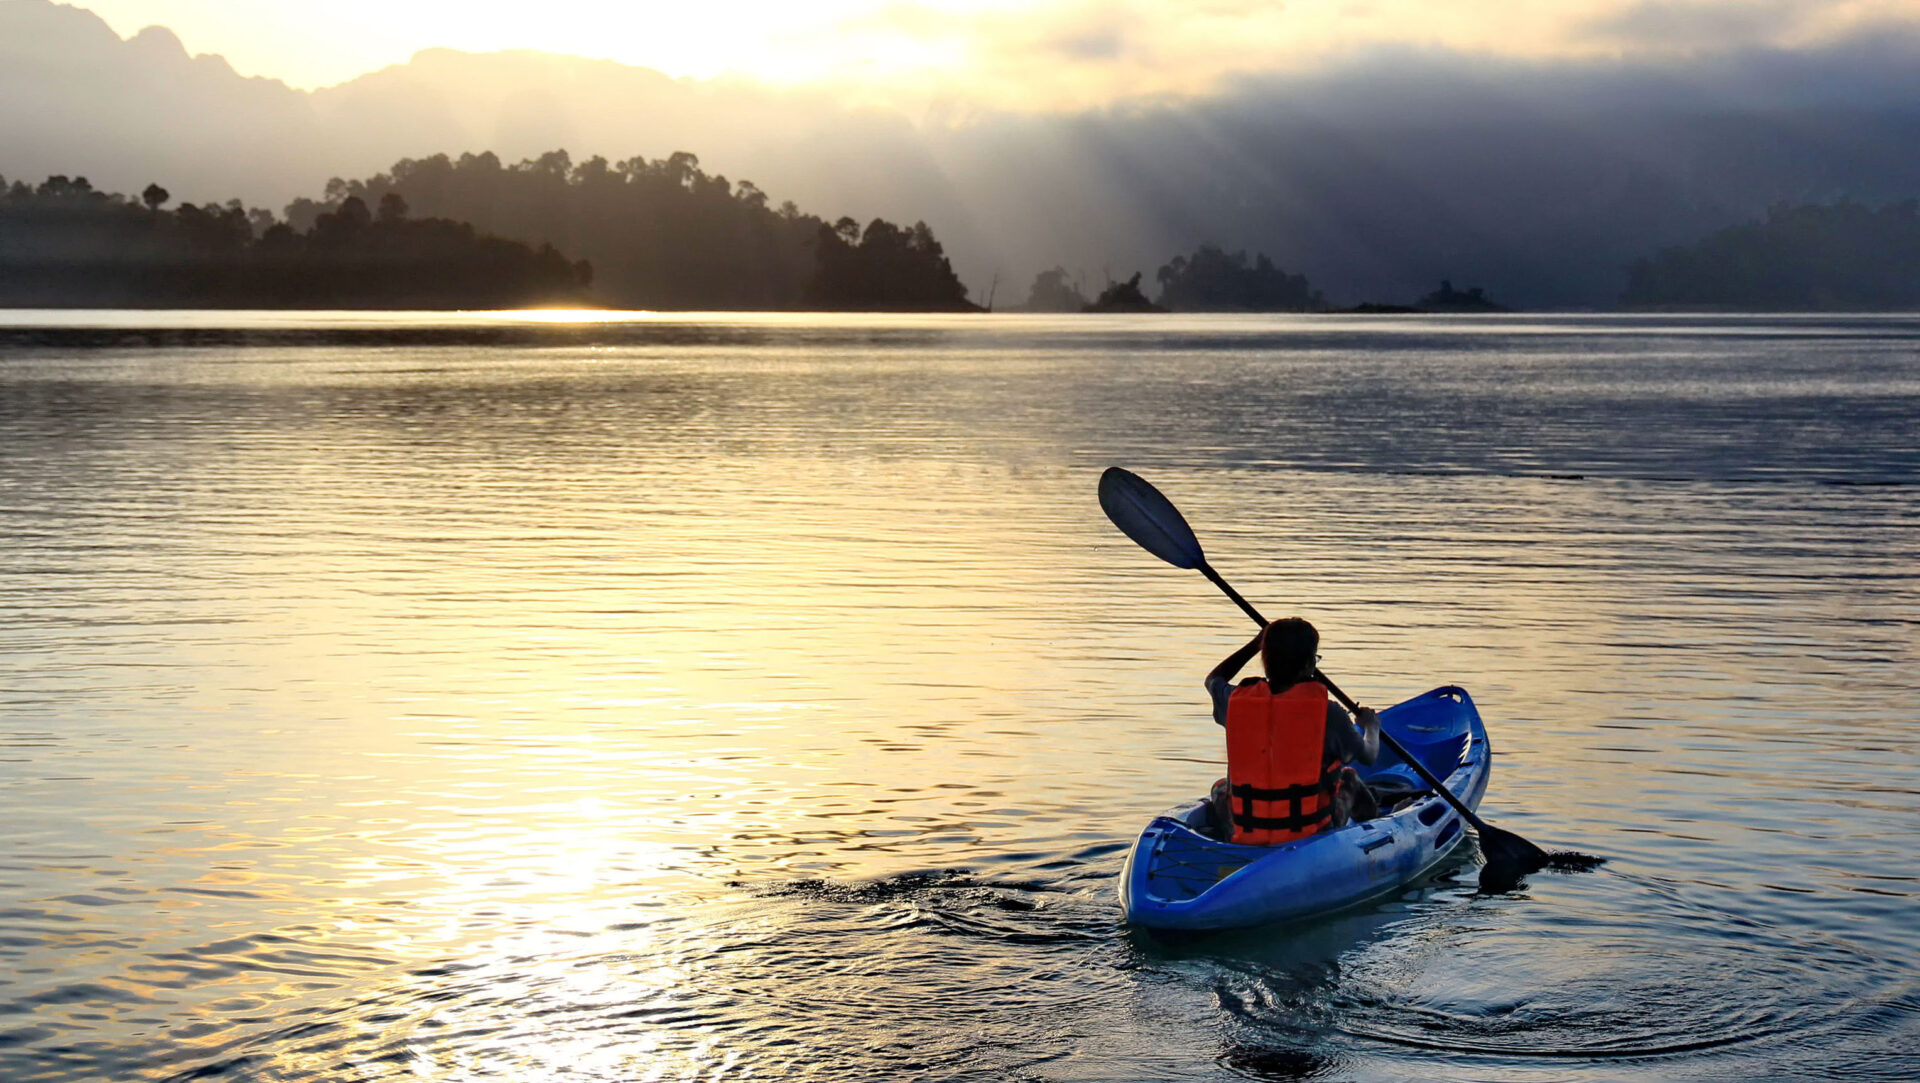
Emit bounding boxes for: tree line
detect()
[1019,197,1920,313]
[1025,200,1920,312]
[1019,245,1331,312]
[294,150,974,311]
[1622,200,1920,309]
[16,162,1910,313]
[0,173,589,309]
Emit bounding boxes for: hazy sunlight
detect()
[75,0,1920,106]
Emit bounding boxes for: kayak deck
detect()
[1121,685,1490,930]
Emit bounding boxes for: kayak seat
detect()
[1371,686,1474,782]
[1363,773,1432,813]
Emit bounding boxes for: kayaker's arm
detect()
[1206,629,1264,689]
[1205,630,1265,726]
[1324,702,1380,765]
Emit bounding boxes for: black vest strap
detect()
[1230,781,1332,832]
[1230,781,1322,802]
[1230,805,1331,831]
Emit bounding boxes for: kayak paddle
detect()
[1097,465,1603,892]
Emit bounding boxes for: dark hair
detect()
[1260,617,1319,684]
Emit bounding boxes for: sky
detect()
[74,0,1920,110]
[19,0,1920,307]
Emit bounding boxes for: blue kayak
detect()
[1121,685,1491,931]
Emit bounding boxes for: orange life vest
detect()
[1224,678,1342,845]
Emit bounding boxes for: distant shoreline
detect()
[9,306,1920,324]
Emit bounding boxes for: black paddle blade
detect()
[1476,824,1548,893]
[1477,823,1605,893]
[1098,467,1205,570]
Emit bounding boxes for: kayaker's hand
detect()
[1352,706,1382,766]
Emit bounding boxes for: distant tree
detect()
[1023,266,1087,312]
[310,196,371,249]
[141,183,169,210]
[337,196,371,230]
[662,150,699,189]
[1155,244,1324,311]
[377,191,409,222]
[37,175,106,203]
[282,196,326,233]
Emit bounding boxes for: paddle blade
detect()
[1475,823,1549,893]
[1099,467,1206,570]
[1476,823,1604,892]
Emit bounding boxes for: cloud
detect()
[1589,0,1837,50]
[800,0,1920,113]
[1043,29,1125,62]
[64,0,1920,111]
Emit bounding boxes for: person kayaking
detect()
[1206,617,1381,844]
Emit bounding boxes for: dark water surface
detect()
[1,311,1915,1080]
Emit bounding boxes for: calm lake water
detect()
[1,311,1915,1081]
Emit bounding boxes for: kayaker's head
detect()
[1260,617,1319,687]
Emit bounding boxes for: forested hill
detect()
[1,174,589,309]
[1623,201,1920,310]
[290,151,976,311]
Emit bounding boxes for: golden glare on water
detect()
[486,308,649,324]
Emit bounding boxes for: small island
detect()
[1414,280,1508,313]
[1081,272,1164,313]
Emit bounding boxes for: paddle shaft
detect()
[1199,564,1265,626]
[1199,557,1494,834]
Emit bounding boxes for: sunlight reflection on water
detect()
[0,313,1915,1081]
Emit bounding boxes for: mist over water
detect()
[1,311,1915,1080]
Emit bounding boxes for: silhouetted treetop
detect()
[807,216,970,310]
[1155,244,1325,311]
